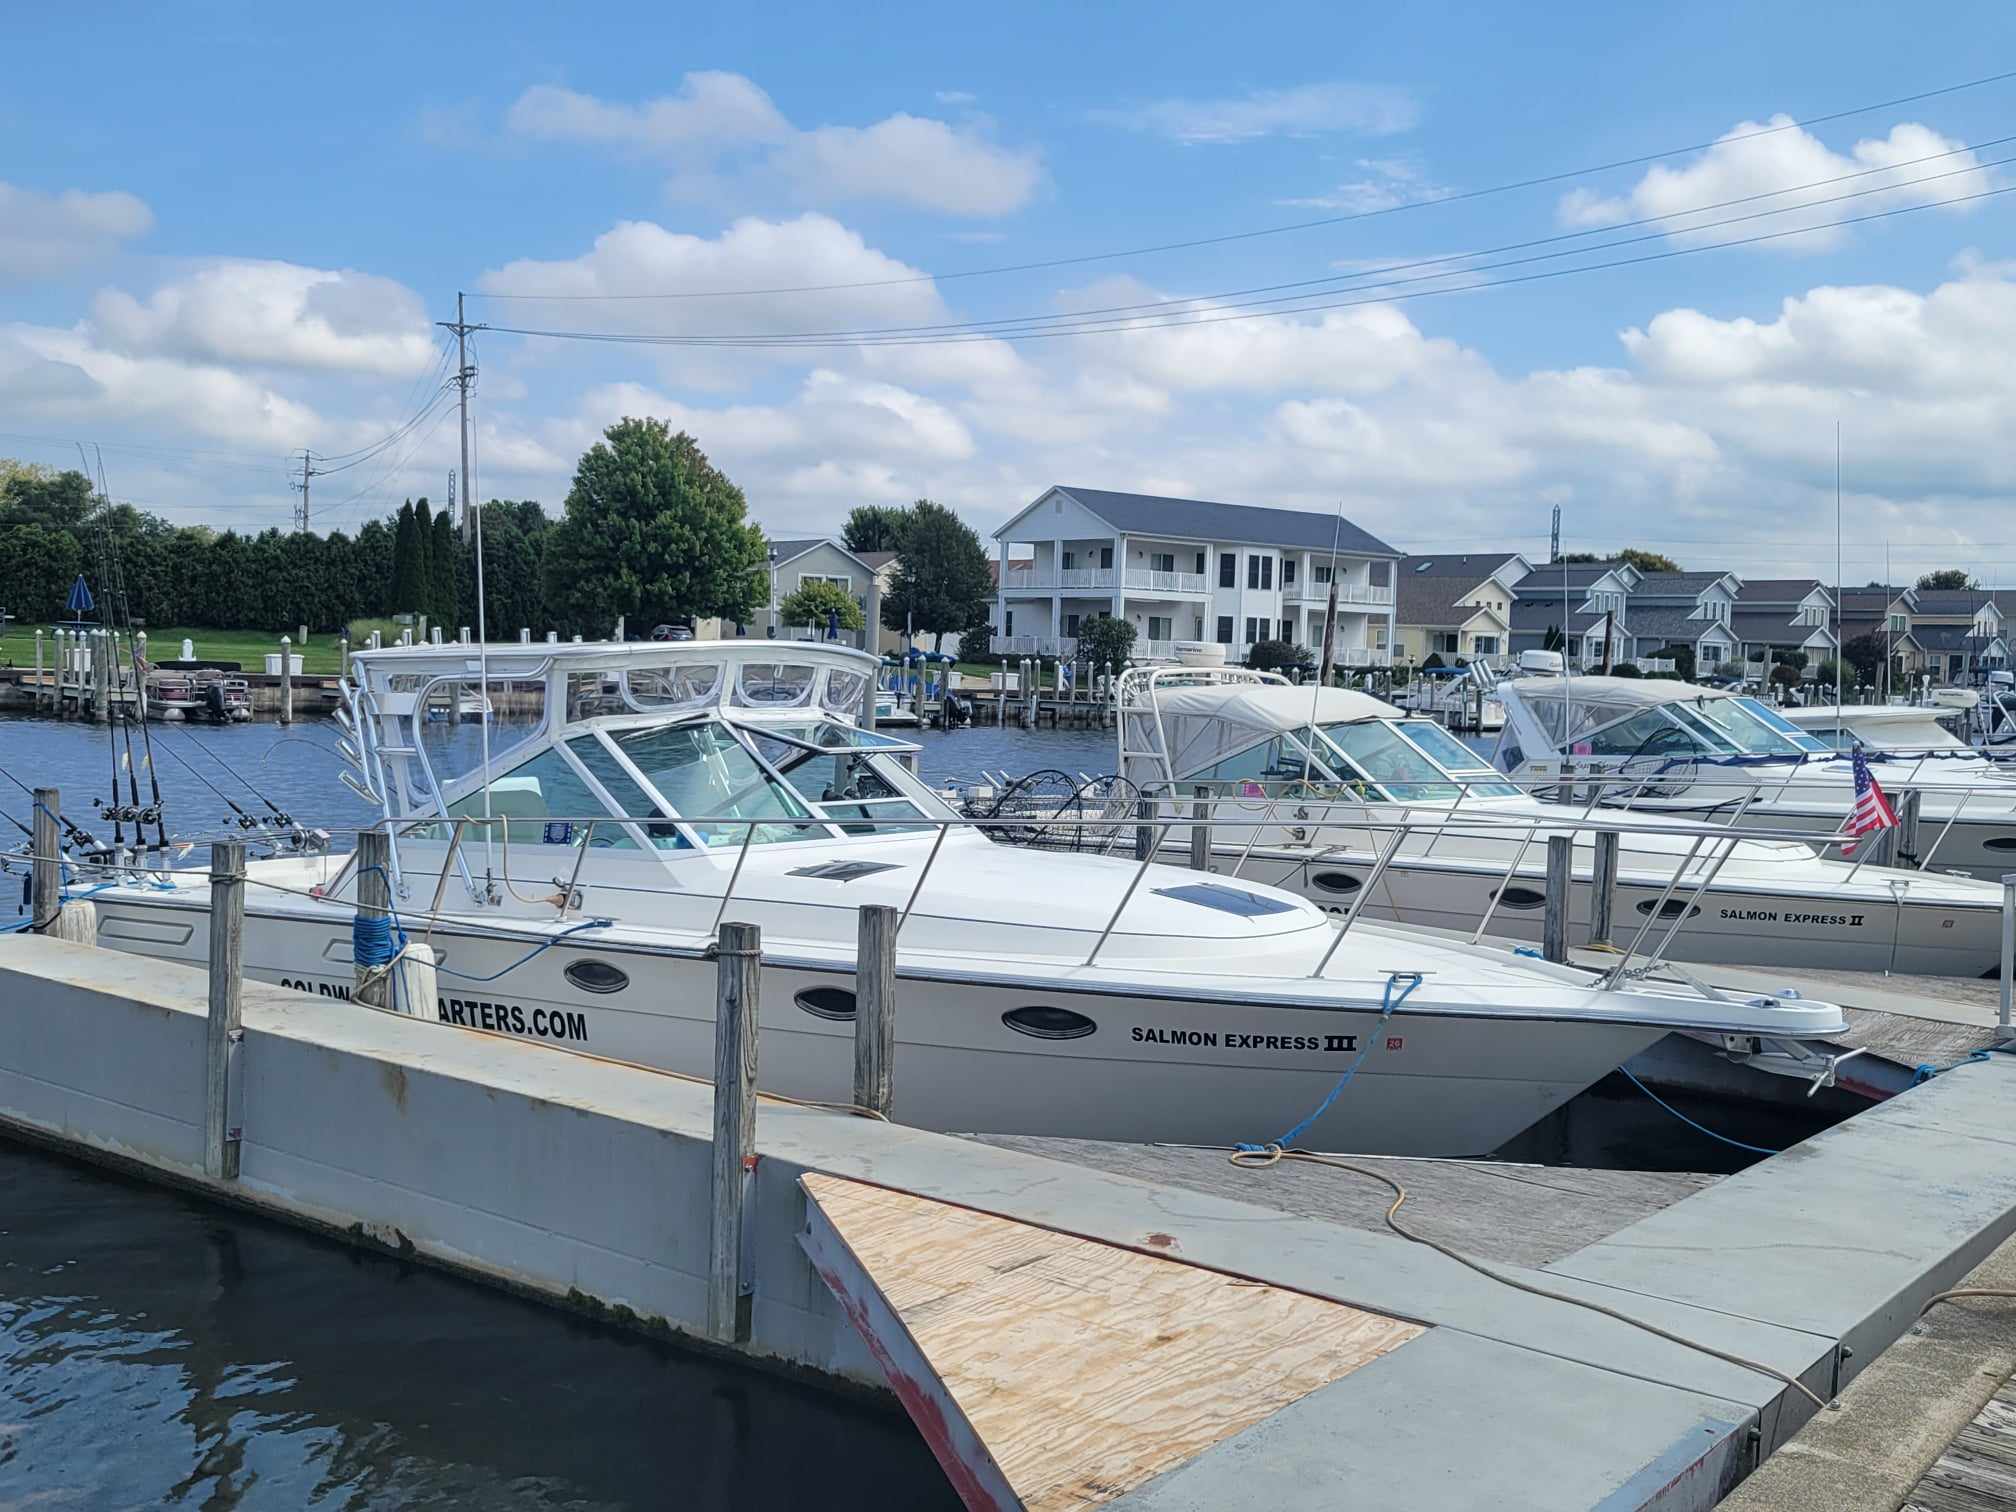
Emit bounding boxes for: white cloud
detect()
[505,74,790,150]
[1556,117,1996,250]
[0,182,153,283]
[1279,157,1453,212]
[90,260,438,377]
[501,74,1040,215]
[935,90,977,106]
[1092,82,1418,145]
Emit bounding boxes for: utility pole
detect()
[1549,502,1561,564]
[437,292,487,538]
[291,449,320,533]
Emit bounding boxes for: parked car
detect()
[650,623,695,642]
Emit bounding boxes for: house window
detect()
[1216,615,1233,644]
[1472,635,1499,655]
[800,573,851,594]
[1374,623,1389,650]
[1192,616,1204,638]
[1004,610,1014,635]
[1147,616,1172,641]
[1261,557,1274,590]
[1313,564,1333,585]
[1219,553,1236,588]
[1889,613,1908,632]
[1061,550,1076,570]
[1245,616,1261,645]
[1283,559,1297,586]
[1433,632,1461,655]
[1247,555,1261,590]
[1151,552,1176,573]
[1064,613,1082,636]
[1281,619,1294,642]
[1194,551,1206,574]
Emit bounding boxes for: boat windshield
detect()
[1183,732,1349,794]
[1684,697,1811,757]
[726,719,919,753]
[1575,706,1730,759]
[740,731,936,834]
[1318,721,1461,802]
[1394,722,1522,797]
[1735,698,1832,753]
[610,721,825,846]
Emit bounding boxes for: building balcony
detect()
[999,567,1210,595]
[1284,582,1393,606]
[991,633,1080,657]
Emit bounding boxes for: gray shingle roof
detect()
[766,537,827,564]
[1512,561,1626,596]
[1730,611,1834,645]
[1629,606,1736,645]
[1736,578,1827,605]
[1047,487,1398,556]
[1630,571,1734,597]
[1511,600,1605,634]
[1913,623,2002,651]
[1394,553,1522,626]
[1910,590,2000,615]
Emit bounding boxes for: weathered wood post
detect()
[862,576,883,732]
[90,630,110,724]
[1589,830,1620,949]
[31,787,60,933]
[854,905,897,1118]
[710,920,761,1344]
[2001,873,2016,1035]
[204,839,247,1181]
[1895,788,1923,869]
[279,635,295,725]
[1135,794,1155,861]
[1189,785,1213,871]
[1543,833,1572,963]
[353,829,393,1008]
[32,628,43,708]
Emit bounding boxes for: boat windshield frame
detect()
[1732,697,1832,754]
[1682,696,1813,758]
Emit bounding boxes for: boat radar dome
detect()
[1518,649,1565,675]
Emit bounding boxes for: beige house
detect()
[1392,553,1530,669]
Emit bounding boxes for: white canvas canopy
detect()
[1123,683,1389,788]
[1495,675,1731,749]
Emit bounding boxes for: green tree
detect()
[543,418,767,633]
[428,505,458,629]
[780,579,864,636]
[1540,625,1565,653]
[1769,662,1802,692]
[0,467,94,532]
[1560,548,1680,573]
[1074,614,1136,668]
[881,498,991,650]
[465,501,553,637]
[390,501,420,612]
[406,496,433,621]
[0,523,84,621]
[841,504,911,555]
[1917,569,1980,591]
[1247,639,1314,675]
[1841,632,1886,685]
[1656,644,1696,681]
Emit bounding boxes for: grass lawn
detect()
[0,625,348,675]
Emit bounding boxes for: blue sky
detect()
[6,1,2016,580]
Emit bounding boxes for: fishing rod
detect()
[90,448,169,854]
[149,730,269,832]
[0,762,99,852]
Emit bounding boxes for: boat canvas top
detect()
[1780,703,1975,752]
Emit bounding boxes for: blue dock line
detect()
[349,863,611,984]
[1619,1066,1780,1156]
[1239,971,1422,1153]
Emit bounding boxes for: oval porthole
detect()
[795,986,857,1022]
[1634,899,1702,921]
[1311,871,1363,894]
[563,958,630,995]
[1001,1005,1097,1041]
[1493,886,1548,911]
[1985,837,2016,852]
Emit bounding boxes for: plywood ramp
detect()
[799,1173,1424,1512]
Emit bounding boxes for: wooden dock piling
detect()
[279,635,294,724]
[1543,833,1572,963]
[854,905,897,1118]
[352,831,392,1009]
[30,787,59,933]
[1190,786,1213,871]
[710,920,761,1344]
[204,840,246,1182]
[1590,830,1619,949]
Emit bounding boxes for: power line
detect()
[481,180,2016,351]
[467,67,2016,303]
[479,145,2015,348]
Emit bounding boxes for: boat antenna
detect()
[1303,499,1348,782]
[1835,419,1844,713]
[443,291,495,887]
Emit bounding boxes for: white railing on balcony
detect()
[1123,569,1209,594]
[1285,582,1394,606]
[1001,567,1119,592]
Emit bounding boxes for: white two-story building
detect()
[990,486,1399,664]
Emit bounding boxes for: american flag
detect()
[1841,747,1898,856]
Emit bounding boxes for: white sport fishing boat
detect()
[1778,702,1977,754]
[1492,673,2016,881]
[1120,668,2010,977]
[76,641,1845,1156]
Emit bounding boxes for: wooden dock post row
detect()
[204,840,247,1182]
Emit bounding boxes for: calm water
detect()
[0,710,1113,842]
[0,1137,958,1510]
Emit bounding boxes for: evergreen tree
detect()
[881,499,992,650]
[428,505,458,630]
[407,496,433,621]
[390,501,419,612]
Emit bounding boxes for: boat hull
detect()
[87,898,1669,1158]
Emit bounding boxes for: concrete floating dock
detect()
[7,933,2016,1509]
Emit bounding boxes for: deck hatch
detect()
[788,860,902,883]
[1150,882,1298,918]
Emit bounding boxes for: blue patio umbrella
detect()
[64,574,95,618]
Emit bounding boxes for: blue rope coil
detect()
[1237,971,1422,1153]
[352,910,404,968]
